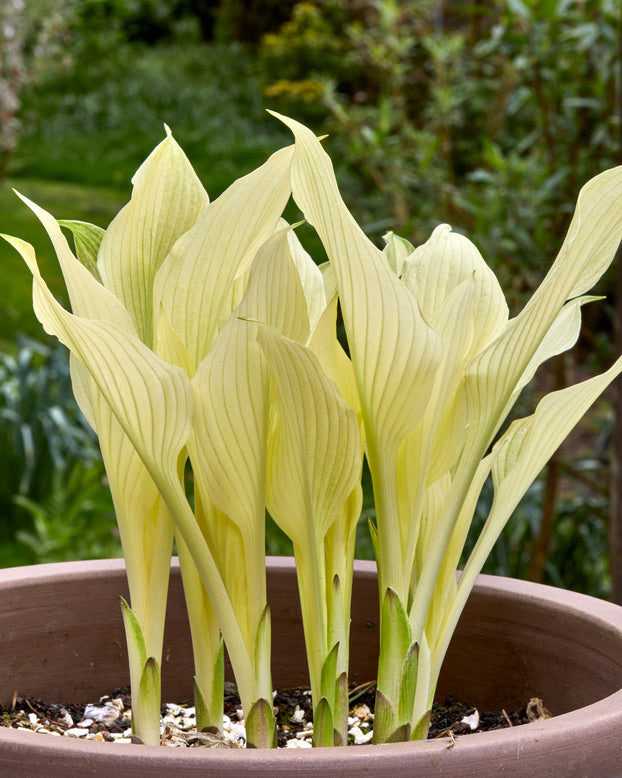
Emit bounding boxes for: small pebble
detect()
[349,724,373,745]
[353,704,372,722]
[58,709,74,728]
[83,700,123,724]
[65,728,89,738]
[460,710,480,731]
[286,738,312,748]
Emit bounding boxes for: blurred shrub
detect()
[14,461,120,563]
[260,1,620,307]
[73,0,190,44]
[211,0,298,43]
[260,1,479,239]
[67,0,297,44]
[261,0,621,594]
[463,465,611,600]
[0,335,117,564]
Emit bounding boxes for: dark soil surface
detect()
[0,684,549,748]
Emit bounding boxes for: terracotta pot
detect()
[0,557,621,776]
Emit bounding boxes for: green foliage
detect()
[260,1,475,239]
[74,0,191,44]
[13,461,120,563]
[260,1,620,304]
[547,488,610,598]
[261,1,350,122]
[260,0,622,600]
[14,38,288,193]
[0,334,116,563]
[466,466,611,599]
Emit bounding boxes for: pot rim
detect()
[0,557,621,768]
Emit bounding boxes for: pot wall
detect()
[0,558,621,776]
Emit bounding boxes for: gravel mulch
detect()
[0,683,550,749]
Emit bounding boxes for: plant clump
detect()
[4,113,622,748]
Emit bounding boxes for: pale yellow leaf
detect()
[258,324,361,548]
[507,295,597,408]
[402,224,508,358]
[6,202,135,330]
[273,112,442,454]
[9,235,193,481]
[457,352,622,626]
[284,222,327,335]
[154,145,294,367]
[189,227,310,537]
[307,294,361,428]
[464,167,622,461]
[98,128,209,345]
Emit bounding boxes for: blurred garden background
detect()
[1,0,621,600]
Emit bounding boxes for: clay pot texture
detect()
[0,557,620,777]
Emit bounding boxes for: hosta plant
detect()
[4,113,622,748]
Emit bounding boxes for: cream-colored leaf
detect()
[258,324,361,547]
[307,294,361,427]
[508,295,597,407]
[175,521,225,724]
[11,232,178,667]
[238,226,310,344]
[69,353,97,430]
[402,224,508,357]
[546,166,622,300]
[17,235,255,696]
[394,228,506,582]
[464,166,622,461]
[5,203,135,330]
[460,351,622,611]
[68,349,175,653]
[283,222,327,335]
[319,261,338,304]
[395,279,476,580]
[274,113,442,453]
[98,128,209,346]
[324,479,363,647]
[433,355,622,684]
[190,317,267,537]
[13,235,193,479]
[155,304,196,376]
[189,227,310,536]
[427,453,493,681]
[154,145,294,367]
[77,357,175,659]
[187,228,311,666]
[494,356,622,502]
[423,279,476,481]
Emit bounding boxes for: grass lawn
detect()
[0,178,128,347]
[2,37,290,349]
